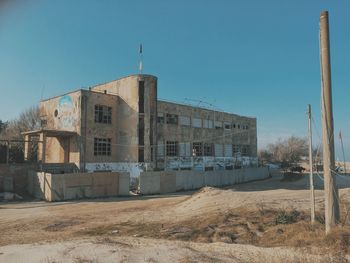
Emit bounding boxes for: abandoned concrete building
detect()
[23,74,257,178]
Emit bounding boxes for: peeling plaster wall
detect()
[45,137,64,163]
[40,91,81,132]
[40,91,82,166]
[91,74,157,164]
[81,90,119,164]
[91,77,139,162]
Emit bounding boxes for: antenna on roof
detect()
[139,43,143,74]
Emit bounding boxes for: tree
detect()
[0,106,41,163]
[260,136,308,168]
[258,149,273,166]
[0,120,7,133]
[0,106,40,140]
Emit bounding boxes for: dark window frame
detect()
[203,143,213,156]
[192,142,203,156]
[94,105,112,124]
[166,141,178,156]
[94,138,111,156]
[166,113,178,125]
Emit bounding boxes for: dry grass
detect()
[76,206,350,260]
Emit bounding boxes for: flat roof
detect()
[22,129,77,137]
[158,99,256,119]
[40,74,156,102]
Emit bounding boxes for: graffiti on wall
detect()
[85,162,146,178]
[55,95,78,131]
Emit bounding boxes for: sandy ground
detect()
[1,172,350,262]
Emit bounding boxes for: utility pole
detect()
[308,104,315,224]
[339,131,347,174]
[320,10,340,234]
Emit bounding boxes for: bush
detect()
[275,209,300,225]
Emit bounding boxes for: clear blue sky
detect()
[0,0,349,160]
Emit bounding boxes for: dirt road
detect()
[1,173,350,262]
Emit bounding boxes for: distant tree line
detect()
[258,136,310,168]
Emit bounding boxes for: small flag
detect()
[139,44,143,54]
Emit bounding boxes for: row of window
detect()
[92,137,250,158]
[160,141,251,157]
[94,105,250,131]
[157,112,249,130]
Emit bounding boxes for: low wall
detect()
[0,164,38,194]
[27,172,130,201]
[139,167,269,195]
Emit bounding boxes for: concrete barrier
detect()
[27,172,130,201]
[139,172,160,195]
[160,172,176,194]
[140,167,269,195]
[0,164,38,194]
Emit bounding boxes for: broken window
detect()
[40,119,47,128]
[157,141,164,157]
[166,141,178,156]
[157,112,164,123]
[192,142,202,156]
[94,138,111,156]
[95,105,112,124]
[179,115,191,126]
[224,144,232,157]
[233,145,241,154]
[166,114,178,125]
[179,142,191,156]
[214,144,223,157]
[203,143,213,156]
[214,121,223,129]
[224,122,231,130]
[192,118,202,128]
[241,145,250,156]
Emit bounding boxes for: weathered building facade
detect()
[23,74,257,178]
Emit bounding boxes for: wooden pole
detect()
[308,104,316,224]
[320,10,340,234]
[339,131,347,174]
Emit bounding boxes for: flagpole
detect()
[139,43,143,74]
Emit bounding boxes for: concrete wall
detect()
[27,172,130,201]
[139,167,269,195]
[0,164,38,194]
